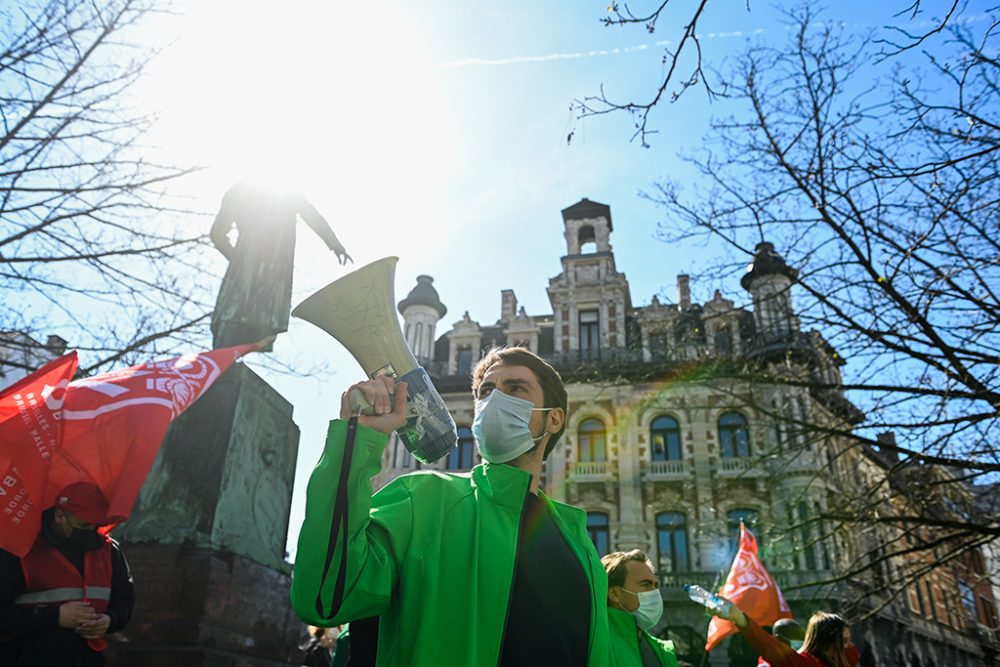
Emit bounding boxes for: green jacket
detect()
[291,420,614,667]
[608,608,678,667]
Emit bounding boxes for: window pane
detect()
[579,309,600,351]
[457,348,473,376]
[448,427,475,471]
[587,512,610,556]
[656,512,689,573]
[798,501,816,570]
[651,416,681,461]
[579,419,606,463]
[719,412,751,458]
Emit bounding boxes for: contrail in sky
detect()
[435,11,994,70]
[435,30,760,69]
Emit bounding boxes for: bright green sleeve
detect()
[290,419,413,626]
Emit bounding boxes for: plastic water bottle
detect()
[684,583,730,615]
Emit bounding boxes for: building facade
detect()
[0,331,67,390]
[373,199,998,666]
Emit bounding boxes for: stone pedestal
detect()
[105,545,302,667]
[109,363,303,666]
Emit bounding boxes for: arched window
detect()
[650,416,681,461]
[727,508,759,555]
[446,427,475,471]
[656,512,689,573]
[578,418,606,462]
[587,512,610,556]
[719,411,751,458]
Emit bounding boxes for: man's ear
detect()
[546,407,565,434]
[607,586,622,608]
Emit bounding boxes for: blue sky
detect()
[47,0,973,557]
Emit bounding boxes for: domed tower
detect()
[399,275,447,362]
[741,242,800,343]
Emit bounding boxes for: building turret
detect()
[399,275,447,362]
[548,198,631,355]
[741,242,800,342]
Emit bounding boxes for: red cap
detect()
[56,482,109,525]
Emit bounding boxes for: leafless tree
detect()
[572,0,964,146]
[639,5,998,618]
[0,0,212,375]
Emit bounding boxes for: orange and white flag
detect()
[706,522,792,651]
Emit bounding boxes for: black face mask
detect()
[67,527,105,550]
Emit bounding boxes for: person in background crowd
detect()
[302,625,334,667]
[0,482,135,666]
[759,619,806,667]
[712,598,859,667]
[602,550,678,667]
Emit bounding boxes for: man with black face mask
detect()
[0,482,135,666]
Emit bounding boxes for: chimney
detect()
[876,432,899,464]
[45,335,68,356]
[500,290,517,323]
[677,275,691,310]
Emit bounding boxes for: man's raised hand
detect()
[341,376,409,436]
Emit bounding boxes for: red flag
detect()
[0,353,79,556]
[706,522,792,652]
[0,344,258,556]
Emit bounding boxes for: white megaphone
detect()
[292,256,457,463]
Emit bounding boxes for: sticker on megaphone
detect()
[349,366,456,464]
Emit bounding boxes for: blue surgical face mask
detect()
[472,390,551,463]
[618,588,664,631]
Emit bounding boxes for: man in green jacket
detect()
[291,347,614,667]
[603,550,678,667]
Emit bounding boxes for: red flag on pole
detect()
[0,344,258,556]
[706,522,792,652]
[0,353,79,556]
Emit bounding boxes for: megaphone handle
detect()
[348,386,396,416]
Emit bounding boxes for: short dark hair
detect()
[601,549,654,589]
[773,618,805,644]
[470,346,567,457]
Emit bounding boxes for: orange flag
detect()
[706,522,792,651]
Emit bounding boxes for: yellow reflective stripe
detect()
[15,586,111,604]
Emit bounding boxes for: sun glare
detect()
[143,1,453,262]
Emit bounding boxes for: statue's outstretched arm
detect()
[299,197,353,265]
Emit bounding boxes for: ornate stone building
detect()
[0,331,67,390]
[373,198,998,666]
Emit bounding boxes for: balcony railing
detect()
[646,459,688,479]
[572,461,611,479]
[717,457,762,476]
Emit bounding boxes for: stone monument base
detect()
[104,543,304,667]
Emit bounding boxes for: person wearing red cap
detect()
[0,482,135,666]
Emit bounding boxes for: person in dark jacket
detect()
[302,625,333,667]
[759,619,806,667]
[0,482,135,666]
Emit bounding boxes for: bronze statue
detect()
[210,181,352,351]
